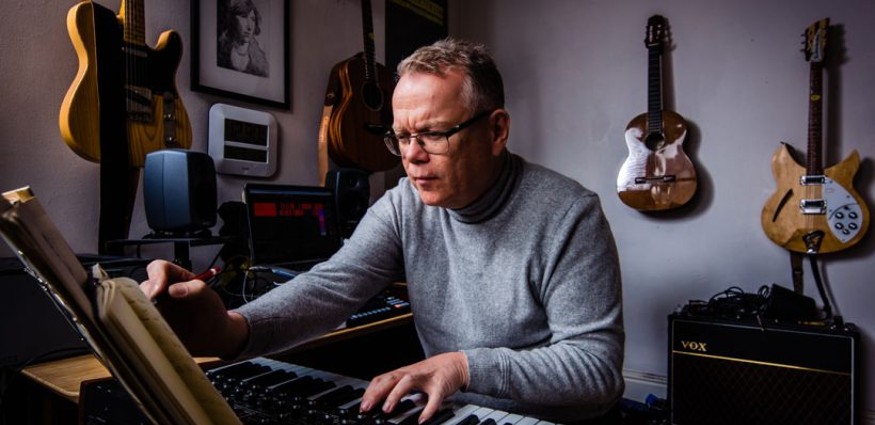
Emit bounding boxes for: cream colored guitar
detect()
[761,18,869,254]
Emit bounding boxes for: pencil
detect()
[192,266,221,281]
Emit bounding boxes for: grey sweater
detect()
[236,153,624,422]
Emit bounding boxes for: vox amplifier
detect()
[668,312,860,425]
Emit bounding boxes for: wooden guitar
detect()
[58,0,192,252]
[321,0,399,173]
[59,0,192,168]
[617,15,697,211]
[761,18,869,254]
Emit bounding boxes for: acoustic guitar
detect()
[59,0,192,168]
[321,0,399,173]
[617,15,697,211]
[761,18,869,254]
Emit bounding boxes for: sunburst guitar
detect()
[761,18,869,254]
[617,15,697,211]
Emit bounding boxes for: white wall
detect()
[0,0,391,266]
[1,0,873,419]
[451,0,875,418]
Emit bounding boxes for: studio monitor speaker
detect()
[325,168,371,238]
[668,312,860,425]
[144,149,217,235]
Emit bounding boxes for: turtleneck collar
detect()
[447,150,521,224]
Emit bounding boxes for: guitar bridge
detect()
[634,175,676,184]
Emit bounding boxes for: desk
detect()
[20,312,413,404]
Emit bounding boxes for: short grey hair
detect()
[396,38,505,113]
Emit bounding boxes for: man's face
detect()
[391,70,506,209]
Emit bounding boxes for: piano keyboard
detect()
[207,357,558,425]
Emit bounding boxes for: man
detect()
[141,38,624,423]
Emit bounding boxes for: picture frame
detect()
[191,0,290,109]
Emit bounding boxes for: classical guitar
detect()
[321,0,399,173]
[58,0,192,168]
[761,18,869,254]
[617,15,697,211]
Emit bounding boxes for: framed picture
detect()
[191,0,290,109]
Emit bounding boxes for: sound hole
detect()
[644,132,666,151]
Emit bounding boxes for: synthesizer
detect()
[81,357,558,425]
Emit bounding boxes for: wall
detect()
[0,0,393,268]
[1,0,873,420]
[451,0,875,419]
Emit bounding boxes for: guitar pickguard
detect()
[814,177,865,243]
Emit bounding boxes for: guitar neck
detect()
[646,44,664,133]
[361,0,377,82]
[119,0,146,46]
[806,62,824,176]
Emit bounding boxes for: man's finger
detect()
[382,374,415,413]
[418,396,444,424]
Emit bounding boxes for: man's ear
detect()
[489,109,510,156]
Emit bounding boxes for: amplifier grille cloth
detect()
[672,352,852,425]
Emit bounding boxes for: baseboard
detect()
[622,368,666,403]
[621,369,875,424]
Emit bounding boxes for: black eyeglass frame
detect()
[383,109,495,156]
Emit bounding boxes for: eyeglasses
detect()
[383,109,494,156]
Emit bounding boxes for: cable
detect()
[807,254,842,326]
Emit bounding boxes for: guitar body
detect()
[761,18,869,254]
[761,143,869,254]
[124,30,192,167]
[325,52,398,172]
[618,110,697,211]
[58,1,106,164]
[59,0,191,167]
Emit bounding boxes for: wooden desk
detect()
[20,313,413,404]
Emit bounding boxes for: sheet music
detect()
[97,273,238,423]
[1,186,240,425]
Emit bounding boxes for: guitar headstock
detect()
[645,15,668,50]
[803,18,829,63]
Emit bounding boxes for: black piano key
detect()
[479,418,497,425]
[208,361,270,382]
[245,369,297,387]
[455,414,482,425]
[311,385,365,409]
[419,407,456,425]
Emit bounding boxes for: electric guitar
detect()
[761,18,869,254]
[321,0,399,173]
[59,0,192,168]
[617,15,697,211]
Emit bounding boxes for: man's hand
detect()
[360,352,469,424]
[139,260,249,358]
